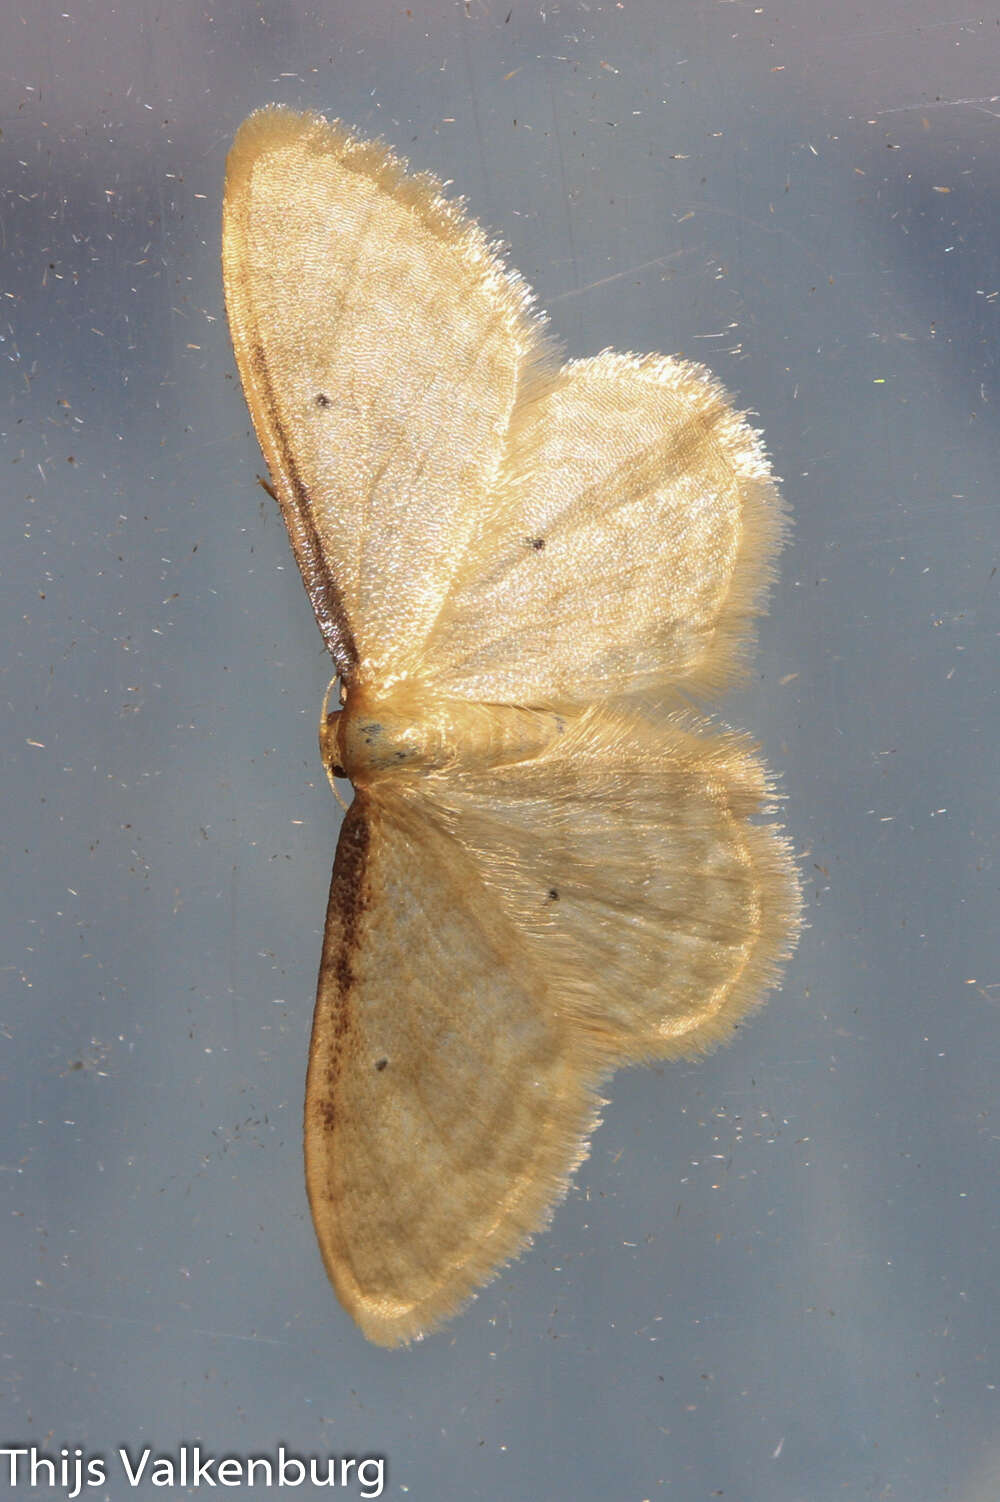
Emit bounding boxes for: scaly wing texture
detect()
[426,352,785,706]
[223,109,799,1346]
[305,795,597,1348]
[421,707,800,1060]
[306,708,798,1346]
[222,107,541,680]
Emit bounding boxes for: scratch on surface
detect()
[876,94,1000,118]
[552,249,690,302]
[838,17,989,43]
[3,1298,292,1346]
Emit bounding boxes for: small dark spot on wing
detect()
[315,392,332,407]
[525,535,546,551]
[374,1057,388,1072]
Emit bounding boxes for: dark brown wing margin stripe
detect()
[247,338,359,676]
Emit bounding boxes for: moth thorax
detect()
[332,689,451,784]
[329,686,567,786]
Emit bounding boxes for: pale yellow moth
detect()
[222,107,800,1347]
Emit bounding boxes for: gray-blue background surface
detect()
[3,3,998,1499]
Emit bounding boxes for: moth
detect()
[222,107,800,1347]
